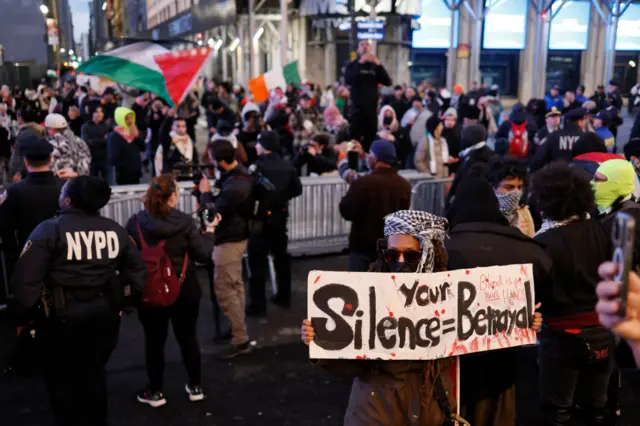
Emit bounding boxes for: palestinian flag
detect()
[248,61,302,103]
[77,41,211,107]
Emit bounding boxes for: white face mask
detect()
[495,189,523,227]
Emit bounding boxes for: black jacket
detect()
[293,147,338,176]
[447,222,551,285]
[446,145,495,207]
[214,164,254,245]
[126,194,215,302]
[10,208,147,318]
[68,117,85,138]
[344,59,391,111]
[530,123,583,172]
[158,117,199,181]
[534,219,612,319]
[108,130,145,178]
[339,167,411,257]
[0,171,65,253]
[254,152,302,218]
[81,120,111,163]
[131,102,148,137]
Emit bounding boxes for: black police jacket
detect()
[255,152,302,217]
[530,123,583,172]
[214,164,254,245]
[344,58,391,111]
[126,193,216,302]
[10,208,147,318]
[0,171,65,253]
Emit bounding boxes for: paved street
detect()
[2,254,640,426]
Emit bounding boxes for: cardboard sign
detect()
[308,265,537,360]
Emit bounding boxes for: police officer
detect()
[10,176,147,426]
[530,107,561,161]
[246,131,302,316]
[0,136,65,303]
[531,107,586,172]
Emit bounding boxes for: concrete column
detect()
[280,0,288,66]
[237,26,246,86]
[222,27,229,81]
[445,6,458,89]
[469,0,483,88]
[456,5,472,90]
[298,18,307,74]
[324,28,335,86]
[395,22,410,85]
[519,1,538,102]
[583,2,604,92]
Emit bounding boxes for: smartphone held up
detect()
[612,212,636,318]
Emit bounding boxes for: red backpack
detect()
[137,222,188,307]
[508,121,529,157]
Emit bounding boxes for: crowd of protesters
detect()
[3,37,640,426]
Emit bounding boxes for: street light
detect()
[60,48,66,53]
[40,4,48,14]
[69,49,74,55]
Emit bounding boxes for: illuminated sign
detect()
[412,0,459,49]
[549,1,591,50]
[483,0,527,49]
[617,3,640,51]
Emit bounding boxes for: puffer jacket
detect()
[81,119,111,163]
[125,192,216,302]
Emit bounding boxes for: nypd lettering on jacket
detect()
[66,231,120,260]
[559,135,579,151]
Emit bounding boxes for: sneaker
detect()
[217,341,254,360]
[137,389,167,408]
[185,384,205,402]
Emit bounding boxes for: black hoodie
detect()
[126,194,215,302]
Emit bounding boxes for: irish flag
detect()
[77,42,211,107]
[248,61,302,103]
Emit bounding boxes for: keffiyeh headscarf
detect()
[496,190,522,228]
[384,210,448,273]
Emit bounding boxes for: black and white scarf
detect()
[534,214,590,237]
[384,210,448,273]
[496,190,522,228]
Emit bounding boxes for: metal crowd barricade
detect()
[100,172,451,256]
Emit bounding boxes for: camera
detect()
[198,202,218,231]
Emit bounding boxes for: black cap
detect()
[565,107,587,121]
[102,87,115,96]
[394,85,403,91]
[21,136,53,161]
[211,99,225,110]
[216,120,234,136]
[300,93,311,101]
[597,84,605,89]
[257,130,280,152]
[609,80,618,87]
[594,110,611,124]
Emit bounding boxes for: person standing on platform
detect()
[339,140,411,272]
[344,40,392,152]
[246,131,302,316]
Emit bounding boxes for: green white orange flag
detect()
[77,42,212,107]
[248,61,302,103]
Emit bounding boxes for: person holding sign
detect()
[530,162,615,426]
[301,210,463,426]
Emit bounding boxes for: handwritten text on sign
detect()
[308,265,537,360]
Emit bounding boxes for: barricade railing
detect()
[100,172,453,256]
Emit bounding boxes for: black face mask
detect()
[383,116,393,126]
[388,261,419,273]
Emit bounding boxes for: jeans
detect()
[138,297,201,392]
[213,240,249,345]
[248,223,291,309]
[537,332,614,426]
[43,313,120,426]
[348,252,376,272]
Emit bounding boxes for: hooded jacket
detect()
[126,194,216,302]
[81,118,111,163]
[213,164,254,245]
[108,107,145,178]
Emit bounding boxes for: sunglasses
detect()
[383,248,422,264]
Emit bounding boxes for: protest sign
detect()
[308,264,537,360]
